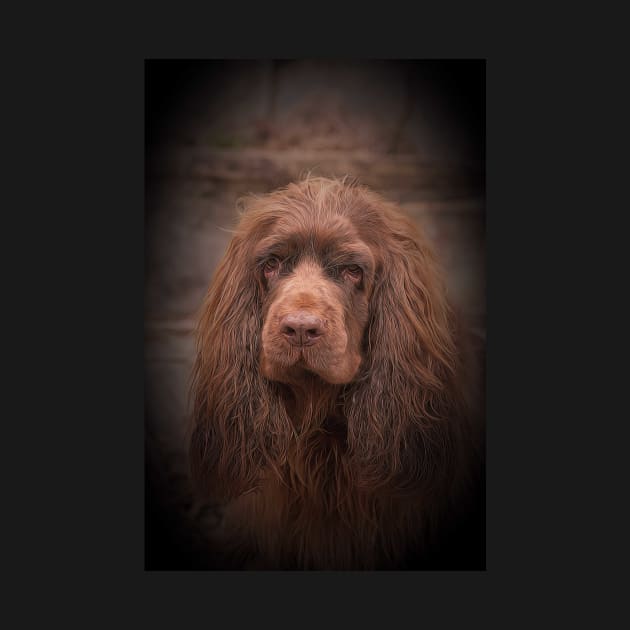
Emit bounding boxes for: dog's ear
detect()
[188,222,289,502]
[345,210,466,492]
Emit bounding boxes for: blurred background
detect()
[145,59,485,569]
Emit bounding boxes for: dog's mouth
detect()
[288,350,319,376]
[293,352,313,370]
[284,347,316,370]
[261,323,361,386]
[261,344,328,381]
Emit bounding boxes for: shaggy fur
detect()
[189,176,484,570]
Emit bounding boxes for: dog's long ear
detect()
[189,215,289,502]
[345,209,467,493]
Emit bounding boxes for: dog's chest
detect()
[226,429,350,528]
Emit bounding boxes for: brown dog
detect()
[189,176,484,569]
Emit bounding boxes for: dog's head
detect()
[255,208,375,385]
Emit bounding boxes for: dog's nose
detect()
[280,312,325,346]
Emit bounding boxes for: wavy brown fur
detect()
[189,176,484,570]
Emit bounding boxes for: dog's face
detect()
[255,213,375,385]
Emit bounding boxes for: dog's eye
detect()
[342,265,363,282]
[263,256,281,276]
